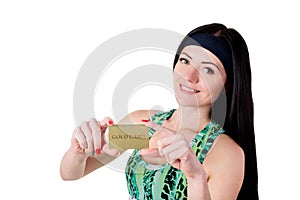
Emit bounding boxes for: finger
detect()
[101,117,114,126]
[103,128,110,144]
[156,134,179,156]
[167,146,189,164]
[158,135,188,157]
[102,143,120,157]
[74,126,88,149]
[144,121,175,136]
[102,130,121,157]
[98,117,114,133]
[89,118,102,155]
[81,121,94,155]
[139,148,160,157]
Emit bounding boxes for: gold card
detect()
[108,124,149,150]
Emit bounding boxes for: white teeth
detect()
[181,85,199,93]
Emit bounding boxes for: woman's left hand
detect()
[140,121,207,179]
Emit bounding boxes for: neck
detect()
[169,105,211,133]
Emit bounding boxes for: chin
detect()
[175,95,199,107]
[175,95,212,108]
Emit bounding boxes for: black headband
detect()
[179,33,232,72]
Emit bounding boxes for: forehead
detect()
[180,45,223,67]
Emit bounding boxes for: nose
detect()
[182,65,199,83]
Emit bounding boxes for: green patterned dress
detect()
[125,109,224,200]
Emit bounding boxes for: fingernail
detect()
[108,120,114,125]
[95,148,101,155]
[89,151,95,156]
[141,119,149,122]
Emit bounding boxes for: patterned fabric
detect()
[125,109,224,200]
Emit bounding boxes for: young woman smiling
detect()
[60,23,258,200]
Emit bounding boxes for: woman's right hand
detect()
[71,117,120,157]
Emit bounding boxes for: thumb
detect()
[139,148,160,157]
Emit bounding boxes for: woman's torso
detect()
[125,109,225,200]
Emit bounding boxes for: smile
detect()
[180,84,200,94]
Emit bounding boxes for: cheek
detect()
[204,70,226,101]
[173,64,185,75]
[207,81,225,102]
[173,66,185,83]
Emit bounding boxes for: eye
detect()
[179,57,189,65]
[202,67,215,74]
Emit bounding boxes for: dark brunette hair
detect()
[173,23,259,199]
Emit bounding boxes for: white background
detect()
[0,0,299,199]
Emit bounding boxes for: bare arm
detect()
[60,110,159,180]
[60,117,118,180]
[139,120,244,200]
[189,134,245,200]
[139,122,244,200]
[60,146,119,180]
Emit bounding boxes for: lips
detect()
[179,84,200,94]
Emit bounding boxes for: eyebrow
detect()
[201,61,220,70]
[181,52,192,60]
[181,52,220,70]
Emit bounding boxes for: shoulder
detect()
[203,134,245,200]
[118,110,161,124]
[212,134,244,158]
[204,134,245,179]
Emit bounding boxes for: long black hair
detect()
[173,23,258,199]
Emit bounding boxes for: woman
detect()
[60,23,258,200]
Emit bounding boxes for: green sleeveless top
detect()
[125,109,224,200]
